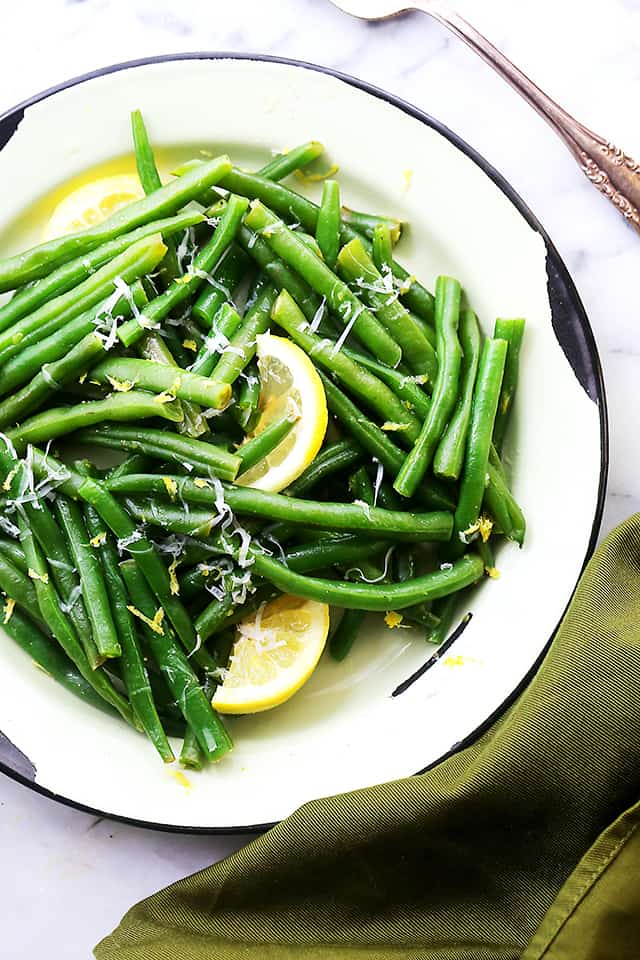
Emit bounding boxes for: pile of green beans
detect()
[0,110,526,770]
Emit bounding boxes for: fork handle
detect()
[421,1,640,232]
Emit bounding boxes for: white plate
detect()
[0,54,607,832]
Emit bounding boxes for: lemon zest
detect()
[28,568,48,584]
[154,391,177,405]
[163,476,178,500]
[168,558,180,596]
[384,611,403,629]
[381,421,409,432]
[89,532,107,548]
[171,771,192,789]
[182,339,197,352]
[194,478,210,489]
[127,605,165,635]
[2,466,18,491]
[294,163,339,184]
[402,169,413,192]
[485,566,501,580]
[3,597,15,624]
[106,375,135,393]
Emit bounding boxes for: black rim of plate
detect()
[0,52,609,835]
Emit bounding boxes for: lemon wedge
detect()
[212,595,329,714]
[236,333,327,492]
[43,173,145,240]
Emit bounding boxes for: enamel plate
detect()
[0,55,607,832]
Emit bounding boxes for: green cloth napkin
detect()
[96,516,640,960]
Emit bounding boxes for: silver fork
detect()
[328,0,640,233]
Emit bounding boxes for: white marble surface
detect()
[1,0,639,956]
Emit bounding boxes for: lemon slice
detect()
[212,595,329,714]
[236,334,327,492]
[43,174,145,240]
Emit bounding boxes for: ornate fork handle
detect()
[423,1,640,231]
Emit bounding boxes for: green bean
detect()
[433,309,481,481]
[348,466,375,505]
[208,283,278,385]
[135,332,206,439]
[0,281,149,399]
[316,180,341,268]
[492,318,525,452]
[54,497,121,659]
[75,425,241,481]
[112,479,453,542]
[318,372,456,512]
[0,210,203,336]
[89,358,232,409]
[371,222,394,273]
[451,338,508,556]
[119,559,231,762]
[248,549,484,611]
[484,461,525,545]
[217,167,434,322]
[118,194,249,347]
[0,235,166,367]
[237,226,323,324]
[191,246,250,330]
[373,476,403,511]
[394,549,415,584]
[0,551,40,617]
[342,208,402,245]
[0,536,27,573]
[7,389,183,448]
[285,440,362,497]
[1,606,117,716]
[190,303,245,378]
[0,333,105,429]
[26,497,98,666]
[15,509,135,724]
[337,238,436,377]
[425,594,459,645]
[105,454,150,482]
[271,290,421,443]
[0,156,231,293]
[180,726,204,770]
[233,365,261,431]
[342,348,431,413]
[258,141,325,180]
[236,415,296,474]
[394,277,462,497]
[75,475,217,673]
[330,609,366,661]
[77,472,174,762]
[131,109,182,286]
[244,202,401,367]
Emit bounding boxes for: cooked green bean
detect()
[371,222,394,274]
[0,235,166,367]
[316,180,341,268]
[236,415,296,474]
[190,302,245,378]
[248,550,484,611]
[0,537,27,574]
[342,348,431,413]
[75,424,241,481]
[258,141,325,180]
[118,194,249,347]
[451,338,508,556]
[348,466,375,506]
[394,277,462,497]
[272,290,421,443]
[330,609,366,661]
[135,331,206,439]
[0,210,203,335]
[493,318,525,452]
[244,202,401,367]
[109,477,453,542]
[0,551,40,617]
[484,461,525,545]
[119,559,231,762]
[337,237,436,378]
[7,389,183,448]
[180,726,204,770]
[208,283,278,384]
[238,225,323,323]
[89,358,232,409]
[0,281,149,399]
[0,333,105,429]
[342,208,402,244]
[425,594,459,645]
[105,454,151,482]
[285,440,362,497]
[318,371,456,512]
[191,246,250,330]
[54,496,121,659]
[233,365,260,431]
[434,309,481,481]
[0,156,230,293]
[216,167,435,323]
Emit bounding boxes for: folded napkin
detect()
[96,516,640,960]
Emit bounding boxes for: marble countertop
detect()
[2,0,639,956]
